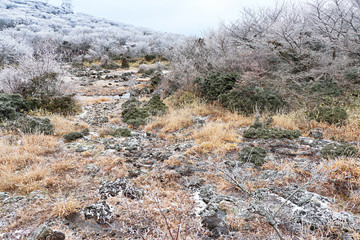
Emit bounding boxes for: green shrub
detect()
[144,54,156,62]
[308,106,348,125]
[121,105,149,128]
[27,96,80,116]
[321,142,359,158]
[144,95,168,116]
[63,128,90,142]
[21,72,62,99]
[243,120,301,139]
[305,80,343,97]
[122,98,142,110]
[110,128,132,137]
[7,116,54,135]
[195,72,239,101]
[148,73,162,91]
[219,87,286,115]
[238,147,267,166]
[64,131,84,142]
[0,103,18,121]
[0,94,30,112]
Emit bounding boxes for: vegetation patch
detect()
[308,106,348,125]
[63,129,89,142]
[6,116,54,135]
[144,95,168,116]
[243,120,301,139]
[238,147,267,166]
[195,72,239,101]
[321,142,359,158]
[110,128,132,137]
[219,87,286,115]
[28,96,80,116]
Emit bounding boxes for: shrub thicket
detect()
[7,116,54,135]
[321,142,359,158]
[219,87,286,115]
[308,106,348,125]
[243,120,301,139]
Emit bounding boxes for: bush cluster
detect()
[6,116,54,135]
[63,128,90,142]
[121,95,167,128]
[321,142,359,158]
[308,106,348,125]
[219,87,286,115]
[243,120,301,139]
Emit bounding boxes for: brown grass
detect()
[52,196,82,218]
[271,110,360,141]
[0,134,58,193]
[79,96,113,105]
[49,115,89,136]
[186,121,241,155]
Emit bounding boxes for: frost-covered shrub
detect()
[144,95,168,116]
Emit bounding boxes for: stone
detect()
[84,201,113,225]
[29,224,65,240]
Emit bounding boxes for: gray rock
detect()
[29,224,65,240]
[0,192,9,201]
[84,201,113,225]
[99,177,143,200]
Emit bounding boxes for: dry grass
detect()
[0,134,58,193]
[146,99,252,155]
[186,121,241,155]
[271,109,360,141]
[78,96,113,105]
[52,196,82,218]
[49,115,89,136]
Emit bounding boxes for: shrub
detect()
[110,128,132,137]
[0,94,30,112]
[243,120,301,139]
[0,94,30,121]
[64,131,83,142]
[148,73,162,91]
[321,142,359,158]
[22,72,63,99]
[63,128,90,142]
[121,58,130,68]
[144,54,156,62]
[121,105,149,128]
[308,106,348,125]
[305,80,343,97]
[144,95,168,116]
[195,72,239,101]
[219,87,286,115]
[122,98,142,110]
[28,96,80,116]
[238,147,267,166]
[7,116,54,135]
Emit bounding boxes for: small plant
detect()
[144,95,168,116]
[238,147,267,166]
[63,128,90,142]
[321,142,359,158]
[148,73,162,91]
[121,105,149,128]
[308,106,348,125]
[0,94,30,112]
[110,128,132,137]
[243,120,301,139]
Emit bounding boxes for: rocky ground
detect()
[1,65,360,239]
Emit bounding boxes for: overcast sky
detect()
[47,0,288,36]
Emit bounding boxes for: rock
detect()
[0,192,9,201]
[309,128,324,139]
[84,201,113,225]
[99,177,143,200]
[29,224,65,240]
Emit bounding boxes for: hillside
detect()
[0,0,182,64]
[1,0,360,239]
